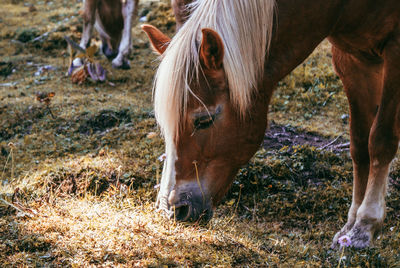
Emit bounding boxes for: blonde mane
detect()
[154,0,276,143]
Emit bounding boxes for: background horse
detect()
[78,0,188,69]
[142,0,400,248]
[80,0,138,69]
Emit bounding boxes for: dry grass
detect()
[1,0,400,267]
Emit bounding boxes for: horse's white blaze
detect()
[112,0,136,67]
[156,138,177,211]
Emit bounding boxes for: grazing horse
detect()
[80,0,138,69]
[142,0,400,248]
[79,0,186,69]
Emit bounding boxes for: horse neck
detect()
[262,0,344,88]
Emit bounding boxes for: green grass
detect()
[1,0,400,266]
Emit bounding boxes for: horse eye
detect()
[194,115,214,130]
[193,106,222,130]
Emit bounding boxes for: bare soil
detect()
[264,121,348,152]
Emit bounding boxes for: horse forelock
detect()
[154,0,276,142]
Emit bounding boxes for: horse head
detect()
[143,25,269,222]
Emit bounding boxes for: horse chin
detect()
[166,182,213,222]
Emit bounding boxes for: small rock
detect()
[0,82,18,87]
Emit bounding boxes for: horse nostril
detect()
[173,204,191,221]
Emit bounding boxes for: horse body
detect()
[80,0,138,69]
[143,0,400,248]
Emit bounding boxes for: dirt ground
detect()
[1,0,400,267]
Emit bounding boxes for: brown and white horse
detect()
[79,0,188,69]
[80,0,138,69]
[142,0,400,248]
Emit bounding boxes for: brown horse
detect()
[78,0,188,69]
[142,0,400,248]
[80,0,138,69]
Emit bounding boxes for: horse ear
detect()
[200,28,224,70]
[141,24,171,55]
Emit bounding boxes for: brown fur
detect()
[141,25,171,54]
[96,0,124,49]
[81,0,126,49]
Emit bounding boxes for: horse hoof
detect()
[345,224,372,248]
[332,223,374,249]
[331,222,354,249]
[331,232,344,249]
[68,57,84,76]
[112,59,130,69]
[102,44,118,60]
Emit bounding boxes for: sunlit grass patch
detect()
[1,194,278,266]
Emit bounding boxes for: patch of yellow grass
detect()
[5,194,282,266]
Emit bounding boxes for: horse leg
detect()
[80,0,98,49]
[111,0,138,69]
[329,45,383,247]
[337,36,400,248]
[344,36,400,248]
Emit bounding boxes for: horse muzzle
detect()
[166,182,213,222]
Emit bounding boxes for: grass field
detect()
[1,0,400,266]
